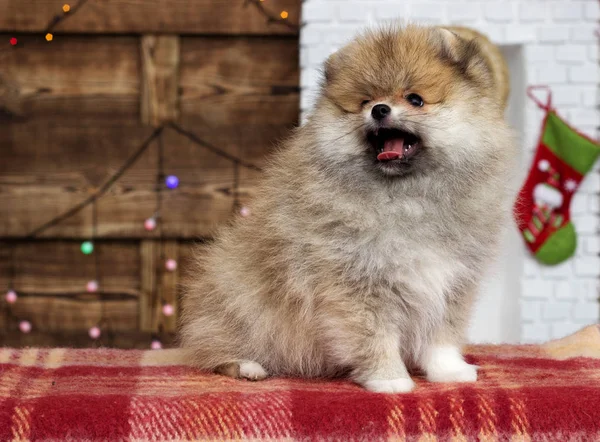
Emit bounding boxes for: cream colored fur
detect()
[180,25,516,393]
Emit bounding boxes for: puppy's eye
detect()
[406,93,424,107]
[361,100,371,107]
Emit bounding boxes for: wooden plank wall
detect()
[0,0,300,347]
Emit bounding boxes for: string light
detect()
[88,326,101,339]
[165,175,179,189]
[81,241,94,255]
[144,217,157,231]
[3,124,259,348]
[165,259,177,272]
[5,290,17,304]
[19,321,32,334]
[162,304,174,316]
[86,280,98,293]
[245,0,298,31]
[3,127,258,346]
[3,0,273,349]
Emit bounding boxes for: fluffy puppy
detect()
[180,25,516,393]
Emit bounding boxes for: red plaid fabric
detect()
[1,325,600,441]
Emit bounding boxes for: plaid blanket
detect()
[1,325,599,441]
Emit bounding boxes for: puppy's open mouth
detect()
[366,128,422,162]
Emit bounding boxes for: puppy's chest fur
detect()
[322,193,484,294]
[296,188,485,323]
[318,192,487,344]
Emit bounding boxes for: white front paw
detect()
[239,361,268,381]
[363,378,415,393]
[427,360,478,383]
[423,345,478,383]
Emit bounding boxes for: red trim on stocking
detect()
[527,85,553,111]
[514,144,583,253]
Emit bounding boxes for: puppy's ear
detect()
[435,27,494,87]
[437,26,510,108]
[435,28,462,60]
[323,50,340,83]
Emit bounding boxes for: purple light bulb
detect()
[165,175,179,189]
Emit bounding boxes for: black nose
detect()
[371,104,391,120]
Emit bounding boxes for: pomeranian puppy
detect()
[180,24,516,393]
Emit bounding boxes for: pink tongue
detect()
[377,138,405,161]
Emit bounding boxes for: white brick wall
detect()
[300,0,600,343]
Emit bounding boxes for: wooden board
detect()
[0,37,298,239]
[0,36,140,120]
[0,331,177,349]
[0,241,140,298]
[178,37,299,168]
[0,241,140,332]
[137,240,201,333]
[0,240,201,334]
[141,35,180,127]
[139,239,158,332]
[4,297,138,332]
[156,240,179,332]
[0,0,300,35]
[0,241,140,295]
[179,37,299,129]
[0,124,257,238]
[1,0,300,348]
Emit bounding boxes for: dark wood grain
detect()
[0,241,140,294]
[0,124,263,238]
[1,0,300,347]
[0,331,176,349]
[0,36,140,120]
[0,240,202,335]
[139,239,158,332]
[179,37,299,127]
[5,297,138,332]
[0,0,300,35]
[141,35,180,127]
[0,240,139,334]
[0,37,297,238]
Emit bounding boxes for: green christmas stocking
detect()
[515,86,600,265]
